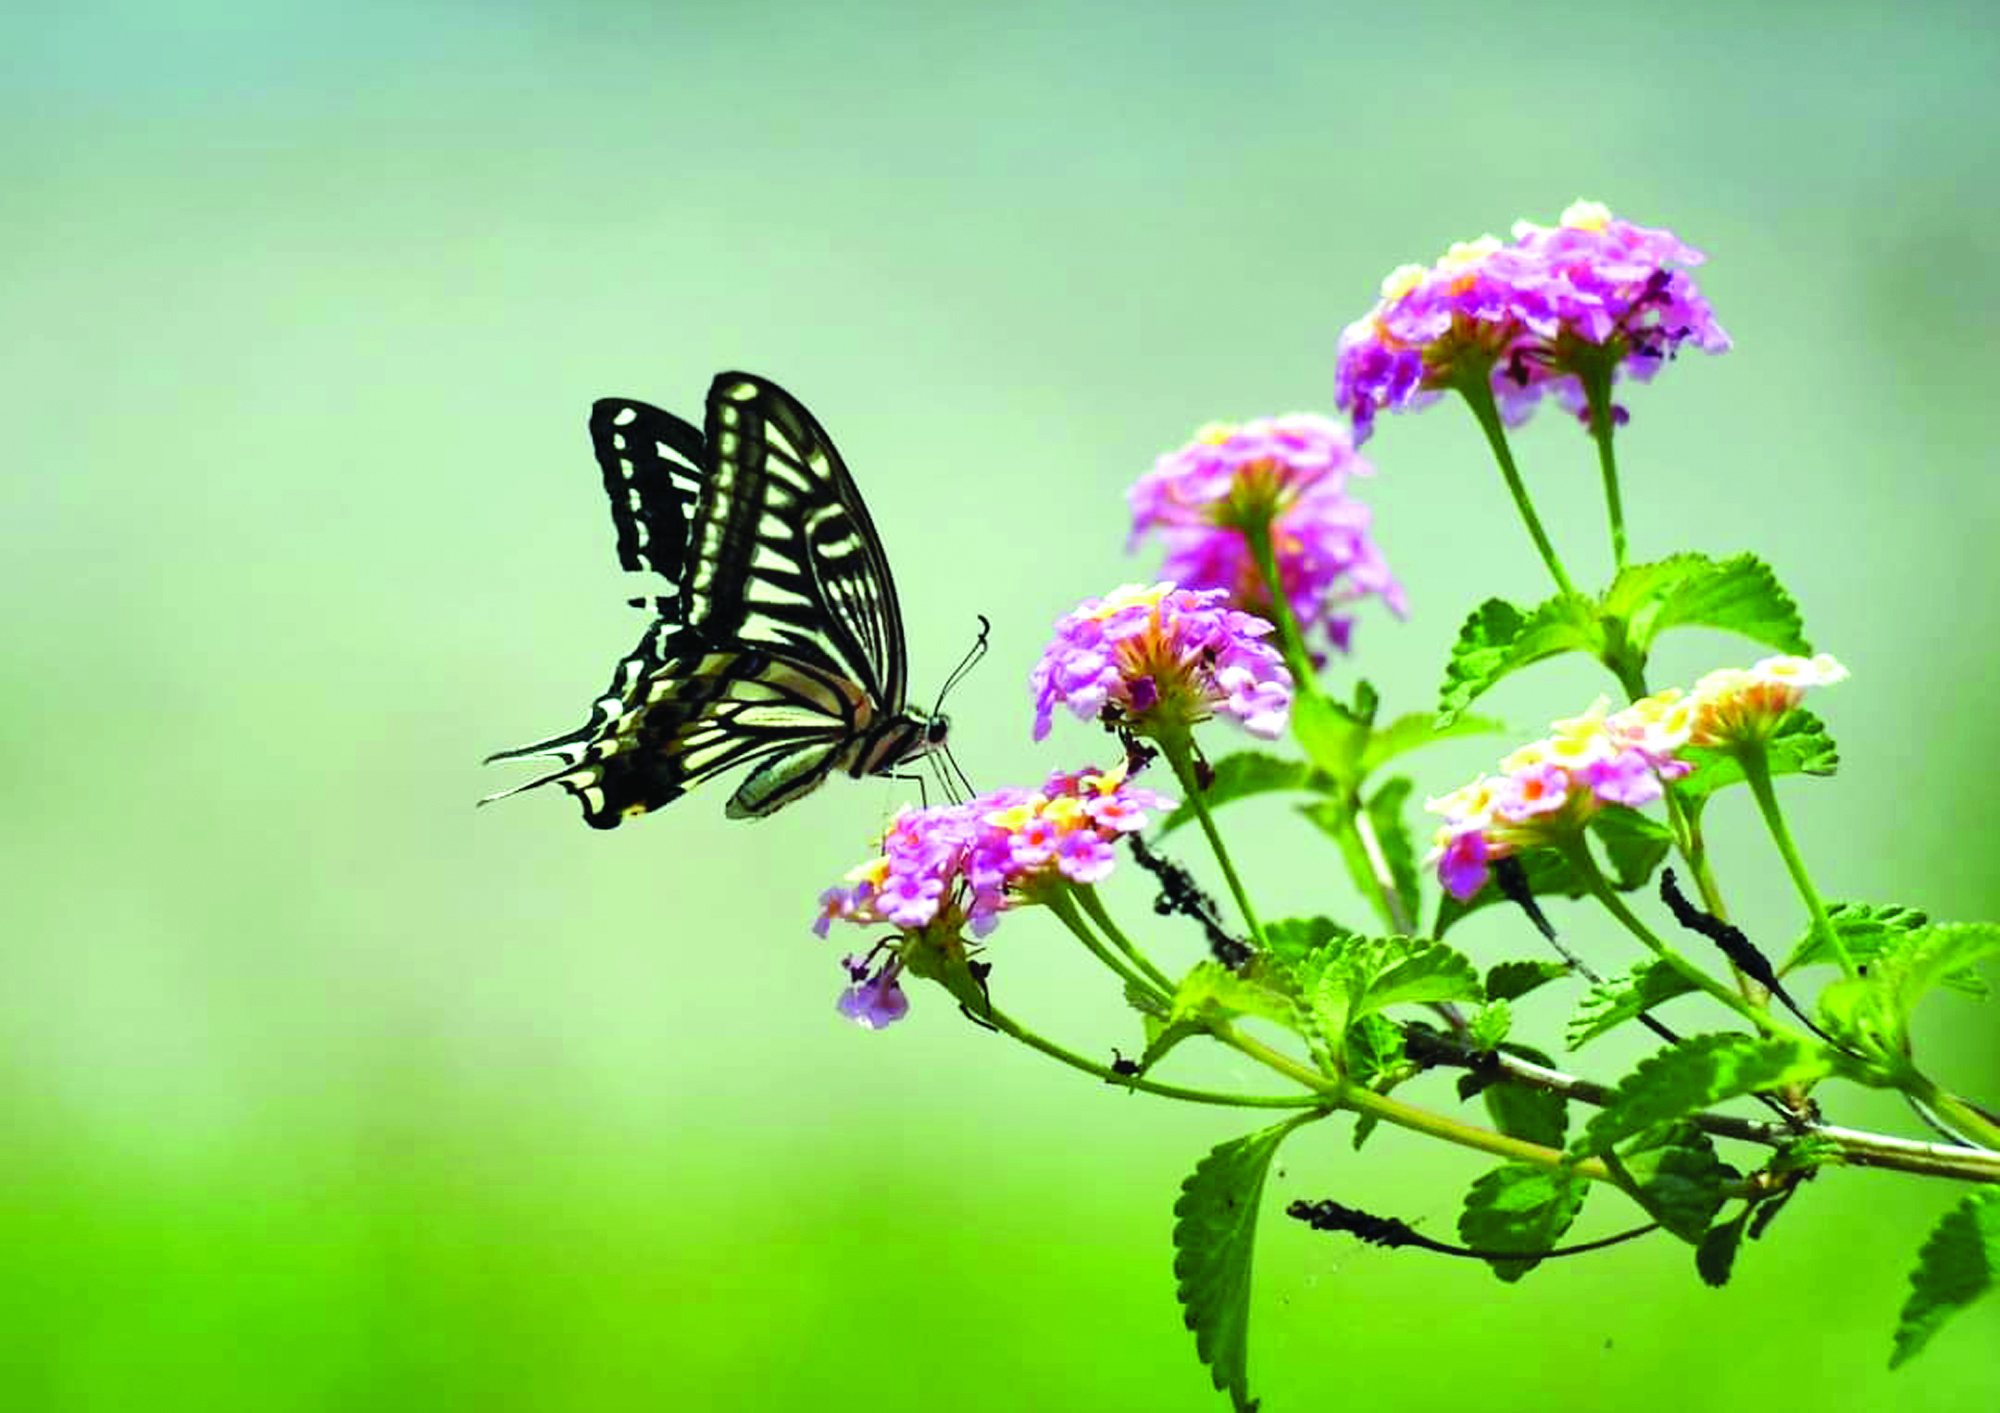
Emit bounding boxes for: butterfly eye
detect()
[927,714,951,746]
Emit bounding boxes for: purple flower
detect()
[837,957,910,1030]
[816,765,1176,1024]
[1437,828,1490,903]
[1030,583,1293,742]
[1129,418,1405,657]
[1335,201,1729,441]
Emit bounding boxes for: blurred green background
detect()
[6,1,1998,1408]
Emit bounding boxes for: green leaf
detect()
[1262,915,1349,964]
[1467,999,1513,1050]
[1679,710,1839,801]
[1604,552,1809,657]
[1783,901,1928,973]
[1349,939,1483,1026]
[1343,1014,1409,1152]
[1364,777,1423,929]
[1874,923,2000,1019]
[1592,806,1676,890]
[1359,710,1506,776]
[1437,594,1600,728]
[1159,751,1321,835]
[1697,1209,1751,1287]
[1890,1190,2000,1369]
[1459,1164,1588,1283]
[1619,1122,1738,1243]
[1171,960,1303,1036]
[1482,1073,1568,1150]
[1292,690,1364,779]
[1486,959,1573,1003]
[1136,1013,1210,1076]
[1173,1119,1305,1410]
[1566,960,1699,1050]
[1577,1035,1838,1156]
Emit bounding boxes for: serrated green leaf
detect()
[1459,1164,1587,1283]
[1697,1209,1751,1287]
[1482,1074,1567,1150]
[1566,960,1699,1050]
[1890,1190,2000,1369]
[1262,915,1348,962]
[1351,939,1483,1025]
[1577,1035,1838,1156]
[1679,710,1839,801]
[1359,710,1507,776]
[1171,960,1303,1036]
[1343,1014,1409,1152]
[1879,924,2000,1018]
[1173,1119,1306,1410]
[1606,552,1809,657]
[1437,593,1600,727]
[1619,1122,1738,1243]
[1468,999,1513,1050]
[1158,750,1321,835]
[1784,904,1989,998]
[1365,777,1423,929]
[1486,959,1573,1003]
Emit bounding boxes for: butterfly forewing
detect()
[486,372,932,826]
[698,375,909,706]
[590,398,707,596]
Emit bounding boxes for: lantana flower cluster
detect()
[815,765,1174,1027]
[1127,417,1406,657]
[1425,654,1847,901]
[1030,582,1293,742]
[1335,199,1731,440]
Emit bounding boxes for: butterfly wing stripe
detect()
[699,374,909,709]
[590,398,708,599]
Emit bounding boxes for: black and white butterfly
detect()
[486,372,977,826]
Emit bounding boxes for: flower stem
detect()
[1578,356,1628,570]
[1215,1023,1620,1186]
[1244,516,1317,688]
[1157,730,1264,949]
[1738,741,1856,980]
[1555,834,1800,1039]
[1044,889,1171,1007]
[1457,375,1580,601]
[981,1005,1322,1110]
[1072,884,1177,996]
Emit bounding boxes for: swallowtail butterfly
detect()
[486,372,957,825]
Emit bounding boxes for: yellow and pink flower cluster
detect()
[1424,654,1847,901]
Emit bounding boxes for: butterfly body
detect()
[487,372,945,825]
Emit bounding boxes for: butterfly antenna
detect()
[930,614,992,720]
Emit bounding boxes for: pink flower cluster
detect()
[814,765,1175,1027]
[1335,200,1731,441]
[1030,583,1292,742]
[1127,417,1405,657]
[1425,655,1847,902]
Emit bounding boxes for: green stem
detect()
[1244,516,1317,688]
[1739,741,1855,980]
[1556,834,1801,1039]
[1335,799,1416,935]
[982,1005,1322,1110]
[1215,1024,1620,1186]
[1457,375,1580,601]
[1072,884,1177,996]
[1043,889,1170,1006]
[1915,1082,2000,1154]
[1578,357,1628,570]
[1157,730,1264,948]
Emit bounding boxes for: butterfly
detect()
[486,371,977,826]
